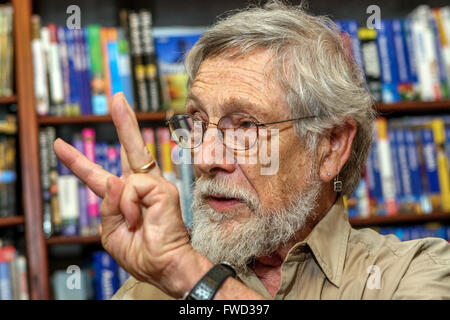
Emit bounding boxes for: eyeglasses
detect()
[166,113,316,151]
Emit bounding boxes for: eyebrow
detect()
[186,93,265,120]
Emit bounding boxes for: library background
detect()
[0,0,450,300]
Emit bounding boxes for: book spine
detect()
[118,28,135,109]
[410,6,442,101]
[39,129,53,237]
[2,5,13,97]
[389,128,404,212]
[73,134,90,236]
[396,129,415,213]
[47,24,65,115]
[128,11,149,112]
[437,7,450,94]
[431,9,449,99]
[430,119,450,212]
[392,19,414,100]
[74,29,88,115]
[139,10,161,112]
[57,26,72,116]
[13,255,29,300]
[101,27,112,112]
[157,127,176,183]
[342,20,364,73]
[87,25,108,115]
[47,127,62,234]
[57,175,80,236]
[0,246,15,300]
[377,20,401,103]
[31,15,49,116]
[82,128,99,234]
[92,251,119,300]
[107,33,124,96]
[65,28,81,116]
[420,127,441,211]
[81,28,93,115]
[376,118,397,215]
[358,27,382,102]
[403,18,420,100]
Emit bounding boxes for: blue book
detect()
[389,128,404,210]
[341,20,364,74]
[117,266,130,287]
[0,263,12,300]
[107,41,123,96]
[402,19,420,99]
[392,19,414,100]
[81,28,93,114]
[92,251,119,300]
[371,131,386,215]
[420,128,441,211]
[377,20,401,103]
[65,28,81,115]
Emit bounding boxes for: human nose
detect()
[193,126,235,176]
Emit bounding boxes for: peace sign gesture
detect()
[54,92,206,298]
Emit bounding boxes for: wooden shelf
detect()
[350,211,450,228]
[46,235,101,245]
[0,95,17,104]
[375,100,450,114]
[0,215,25,228]
[37,111,168,125]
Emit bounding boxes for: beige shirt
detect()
[112,197,450,300]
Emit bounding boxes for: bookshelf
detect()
[0,215,25,228]
[10,0,450,300]
[0,95,17,104]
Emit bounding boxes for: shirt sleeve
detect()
[392,239,450,300]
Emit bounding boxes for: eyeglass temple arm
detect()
[256,115,317,127]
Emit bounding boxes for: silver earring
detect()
[327,172,331,177]
[334,174,342,192]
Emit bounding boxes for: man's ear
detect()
[318,118,357,183]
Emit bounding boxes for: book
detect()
[92,251,119,300]
[153,27,204,111]
[358,27,382,101]
[377,20,401,103]
[81,128,99,234]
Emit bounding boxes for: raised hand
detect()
[54,92,202,297]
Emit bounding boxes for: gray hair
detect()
[185,0,376,196]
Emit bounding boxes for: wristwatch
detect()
[183,262,236,300]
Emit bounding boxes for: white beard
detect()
[189,172,322,271]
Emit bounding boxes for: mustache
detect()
[193,176,260,212]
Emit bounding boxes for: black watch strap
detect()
[184,263,236,300]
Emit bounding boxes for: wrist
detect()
[163,246,213,299]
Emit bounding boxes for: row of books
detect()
[0,244,29,300]
[0,113,17,218]
[51,250,128,300]
[40,125,194,238]
[347,115,450,218]
[0,4,13,98]
[31,10,203,117]
[336,5,450,104]
[376,223,450,242]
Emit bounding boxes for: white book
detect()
[437,7,450,93]
[410,5,442,101]
[31,17,49,115]
[48,29,65,107]
[57,175,80,222]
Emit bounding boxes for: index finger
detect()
[54,138,112,198]
[111,92,160,176]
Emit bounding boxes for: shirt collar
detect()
[288,195,350,287]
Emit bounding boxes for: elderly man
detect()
[54,2,450,299]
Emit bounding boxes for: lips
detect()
[205,195,244,211]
